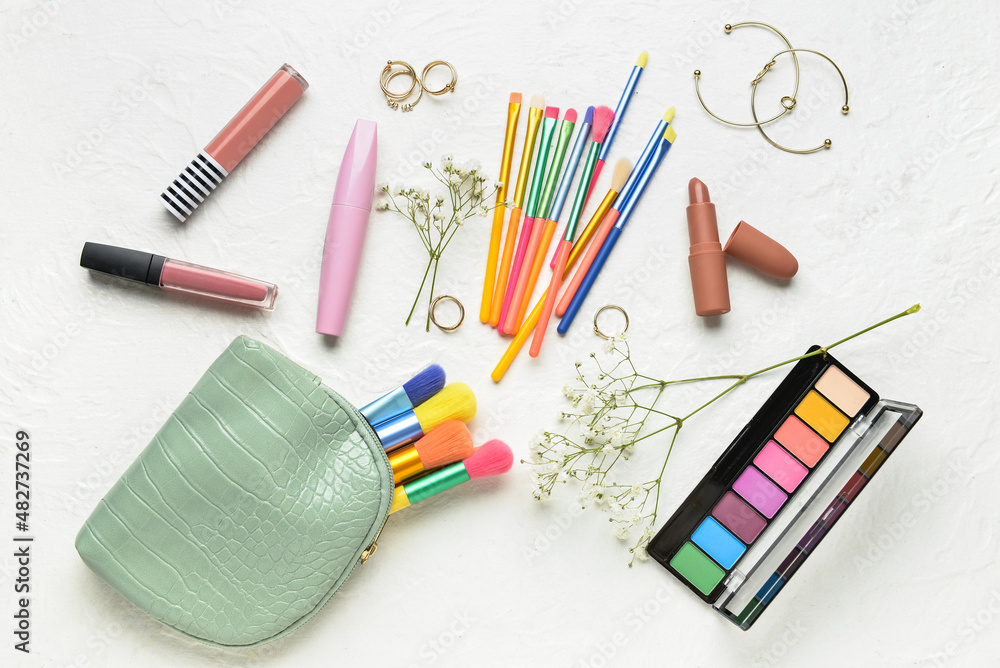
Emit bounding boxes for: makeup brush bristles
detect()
[402,364,446,406]
[463,440,514,479]
[544,106,559,119]
[591,105,616,144]
[611,158,631,191]
[663,106,675,123]
[415,420,474,469]
[564,108,577,124]
[414,382,477,432]
[510,92,522,104]
[530,94,544,109]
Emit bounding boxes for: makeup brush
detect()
[531,158,631,357]
[558,125,677,334]
[556,108,674,317]
[491,95,544,327]
[491,161,630,382]
[503,108,577,334]
[388,420,474,484]
[375,382,477,451]
[359,364,446,427]
[498,105,560,333]
[583,51,647,209]
[389,440,513,513]
[481,93,522,323]
[507,105,613,334]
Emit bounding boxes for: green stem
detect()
[405,258,435,326]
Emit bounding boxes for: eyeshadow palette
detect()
[647,347,922,630]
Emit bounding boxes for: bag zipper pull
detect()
[360,522,385,564]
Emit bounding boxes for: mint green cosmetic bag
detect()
[75,336,393,648]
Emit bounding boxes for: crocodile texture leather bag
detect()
[75,336,393,647]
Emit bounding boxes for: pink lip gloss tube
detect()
[161,63,308,222]
[80,242,278,310]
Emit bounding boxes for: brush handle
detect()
[556,209,620,317]
[531,240,571,357]
[580,158,605,219]
[491,207,612,382]
[558,226,623,335]
[498,216,535,333]
[515,218,558,331]
[505,217,546,333]
[481,204,508,322]
[359,386,412,428]
[400,461,470,506]
[490,207,523,327]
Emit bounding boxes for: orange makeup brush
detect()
[481,93,521,323]
[531,158,631,357]
[388,420,474,484]
[389,440,513,513]
[490,95,544,327]
[511,106,614,334]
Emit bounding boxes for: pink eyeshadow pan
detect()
[732,466,787,518]
[754,441,809,493]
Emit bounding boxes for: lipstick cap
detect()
[724,221,799,280]
[80,242,165,286]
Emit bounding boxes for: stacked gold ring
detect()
[380,60,457,112]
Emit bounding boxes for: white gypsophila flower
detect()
[461,159,481,174]
[601,442,614,455]
[610,430,624,447]
[616,524,631,541]
[546,461,562,475]
[441,154,453,168]
[562,384,576,399]
[619,331,628,342]
[450,173,462,185]
[635,546,649,562]
[422,160,432,168]
[630,483,642,496]
[607,499,623,515]
[578,396,595,415]
[615,390,627,407]
[603,338,616,354]
[494,180,504,189]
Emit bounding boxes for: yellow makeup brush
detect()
[481,93,522,323]
[375,383,476,451]
[490,94,544,327]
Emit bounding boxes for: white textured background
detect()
[3,0,999,666]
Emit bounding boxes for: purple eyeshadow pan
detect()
[732,466,787,518]
[712,492,767,544]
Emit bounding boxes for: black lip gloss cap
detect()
[80,242,165,286]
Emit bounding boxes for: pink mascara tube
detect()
[161,63,308,222]
[80,242,278,310]
[316,119,378,337]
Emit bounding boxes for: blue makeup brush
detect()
[359,364,446,427]
[557,125,677,334]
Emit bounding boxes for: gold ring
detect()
[380,60,418,110]
[430,295,465,331]
[420,61,457,96]
[593,305,629,340]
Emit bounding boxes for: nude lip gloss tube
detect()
[161,63,309,223]
[80,242,278,310]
